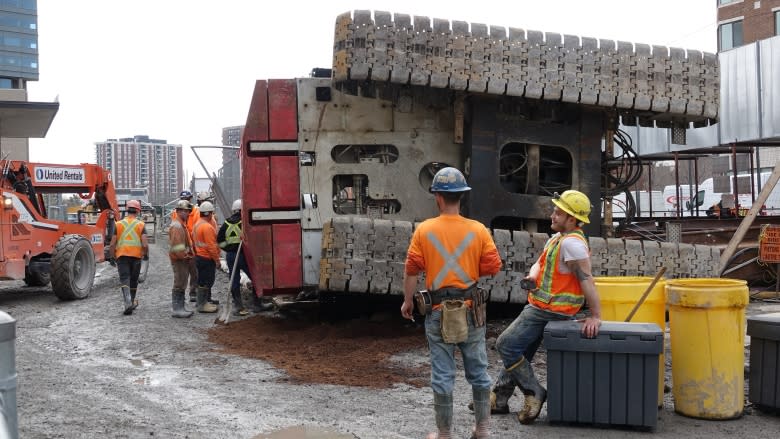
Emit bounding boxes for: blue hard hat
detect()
[179,190,193,199]
[430,167,471,192]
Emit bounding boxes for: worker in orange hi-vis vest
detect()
[172,190,201,303]
[109,199,149,315]
[401,167,502,439]
[192,201,220,313]
[489,189,602,427]
[168,199,195,318]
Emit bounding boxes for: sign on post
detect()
[759,224,780,263]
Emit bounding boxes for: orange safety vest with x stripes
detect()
[115,216,145,259]
[528,229,589,316]
[405,214,502,291]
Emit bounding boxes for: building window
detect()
[719,20,743,51]
[718,0,739,5]
[776,11,780,36]
[0,77,12,88]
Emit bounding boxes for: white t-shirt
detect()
[551,234,589,274]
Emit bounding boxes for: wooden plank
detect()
[241,80,269,143]
[241,156,271,209]
[719,159,780,274]
[243,223,273,292]
[270,155,300,209]
[272,222,302,288]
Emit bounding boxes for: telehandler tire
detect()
[51,234,96,300]
[24,268,50,287]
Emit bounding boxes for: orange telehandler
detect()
[1,160,119,299]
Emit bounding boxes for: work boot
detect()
[469,387,491,438]
[428,393,453,439]
[130,288,139,310]
[189,290,196,303]
[121,286,133,315]
[231,289,249,316]
[196,287,218,313]
[469,369,514,414]
[171,291,193,318]
[251,294,274,312]
[507,358,546,425]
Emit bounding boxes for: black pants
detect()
[117,256,142,289]
[195,256,216,289]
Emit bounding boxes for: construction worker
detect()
[168,199,194,318]
[172,190,200,303]
[108,199,149,315]
[488,189,602,425]
[400,167,502,439]
[218,199,250,315]
[193,201,219,313]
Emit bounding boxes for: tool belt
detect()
[414,286,487,330]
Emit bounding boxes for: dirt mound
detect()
[207,314,429,388]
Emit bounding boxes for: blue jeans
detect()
[495,305,572,369]
[425,309,492,395]
[225,249,252,293]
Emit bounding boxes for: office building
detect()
[0,0,39,160]
[95,135,183,205]
[718,0,780,51]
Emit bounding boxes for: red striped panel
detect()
[272,222,302,288]
[241,156,271,209]
[270,155,300,209]
[268,79,298,141]
[242,80,269,143]
[243,223,273,292]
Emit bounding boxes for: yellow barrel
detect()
[595,276,666,406]
[666,278,749,419]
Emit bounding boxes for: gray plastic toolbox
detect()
[544,320,663,429]
[747,312,780,412]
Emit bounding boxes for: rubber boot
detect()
[508,358,546,425]
[251,294,274,312]
[469,369,513,414]
[470,387,491,439]
[171,291,193,318]
[130,288,139,310]
[207,288,219,305]
[430,393,453,439]
[196,286,218,313]
[121,286,133,315]
[231,289,248,316]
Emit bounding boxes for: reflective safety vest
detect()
[115,217,144,258]
[528,229,589,316]
[219,219,242,249]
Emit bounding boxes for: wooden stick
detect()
[625,266,667,322]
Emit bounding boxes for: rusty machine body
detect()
[239,11,722,303]
[0,160,118,299]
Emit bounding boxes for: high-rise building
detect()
[717,0,780,51]
[0,0,40,160]
[95,135,183,205]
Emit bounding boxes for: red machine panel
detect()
[243,223,273,293]
[272,222,302,288]
[241,156,271,210]
[270,155,300,209]
[268,79,298,141]
[242,80,269,142]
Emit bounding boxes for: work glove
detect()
[143,254,149,261]
[108,258,116,267]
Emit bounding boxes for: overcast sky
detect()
[26,0,717,179]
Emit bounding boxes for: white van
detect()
[664,172,780,217]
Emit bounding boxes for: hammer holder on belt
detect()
[414,290,433,316]
[471,287,487,328]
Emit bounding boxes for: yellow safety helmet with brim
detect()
[551,190,591,224]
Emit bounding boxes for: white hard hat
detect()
[199,201,215,213]
[197,191,212,202]
[232,199,242,212]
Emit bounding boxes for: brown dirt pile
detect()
[207,314,429,388]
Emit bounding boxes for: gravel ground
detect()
[2,240,780,438]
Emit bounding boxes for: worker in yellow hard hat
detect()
[484,189,602,426]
